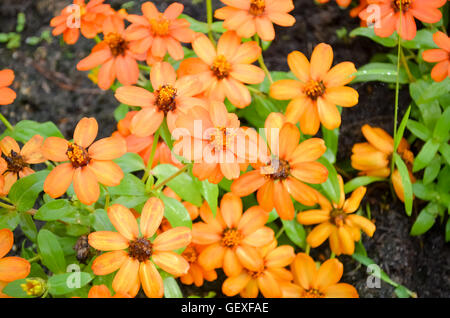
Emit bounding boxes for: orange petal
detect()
[325,86,359,107]
[220,193,243,229]
[323,62,357,88]
[20,135,45,164]
[150,62,177,89]
[0,136,20,156]
[343,186,366,213]
[278,123,300,159]
[0,229,13,259]
[361,124,394,154]
[223,248,243,277]
[283,177,319,207]
[87,160,123,187]
[287,51,310,83]
[88,231,129,251]
[41,137,69,162]
[307,222,334,248]
[112,257,140,297]
[74,117,98,148]
[242,227,274,247]
[324,283,359,298]
[131,107,164,137]
[310,43,333,81]
[198,242,226,270]
[273,181,295,220]
[89,136,127,160]
[346,215,376,237]
[230,64,265,85]
[291,253,317,290]
[152,251,190,276]
[256,180,274,212]
[257,271,282,298]
[0,257,30,282]
[140,197,164,238]
[235,244,264,272]
[43,163,74,199]
[192,33,216,65]
[237,206,269,237]
[299,101,321,135]
[73,166,99,205]
[313,258,343,290]
[288,138,326,165]
[337,226,355,255]
[0,87,16,105]
[115,86,155,107]
[291,161,328,184]
[231,170,266,197]
[107,204,139,241]
[88,285,112,298]
[265,245,295,268]
[91,250,129,275]
[297,210,330,225]
[153,227,191,251]
[317,96,341,130]
[222,272,251,297]
[0,69,14,87]
[139,260,164,298]
[77,49,111,71]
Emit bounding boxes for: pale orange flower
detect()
[422,31,450,82]
[287,253,359,298]
[297,175,375,256]
[270,44,358,135]
[0,135,45,196]
[192,193,274,277]
[115,61,205,137]
[126,2,196,64]
[0,229,31,298]
[214,0,295,41]
[87,284,131,298]
[179,244,217,287]
[42,117,126,205]
[88,199,191,298]
[0,69,16,106]
[231,114,328,220]
[359,0,446,41]
[76,14,144,90]
[50,0,112,44]
[222,239,295,298]
[351,124,415,202]
[188,31,265,108]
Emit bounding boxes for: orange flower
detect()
[42,117,126,205]
[0,229,31,298]
[0,135,45,195]
[50,0,112,44]
[115,61,205,137]
[287,253,359,298]
[231,114,328,220]
[174,102,254,184]
[188,31,265,108]
[192,193,274,277]
[126,2,196,63]
[422,31,450,82]
[162,187,199,220]
[222,239,295,298]
[214,0,295,41]
[88,198,191,298]
[316,0,352,8]
[87,284,131,298]
[0,69,17,106]
[351,124,415,202]
[359,0,446,40]
[270,44,358,135]
[76,14,144,90]
[297,175,375,255]
[179,244,217,287]
[350,0,369,18]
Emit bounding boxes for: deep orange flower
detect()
[287,253,359,298]
[42,117,126,205]
[297,175,375,255]
[214,0,295,41]
[351,124,415,202]
[188,31,265,108]
[50,0,112,44]
[88,198,192,298]
[359,0,446,40]
[115,62,205,137]
[174,102,254,184]
[192,193,274,277]
[0,135,45,196]
[162,187,199,220]
[350,0,369,18]
[76,14,144,90]
[126,2,196,64]
[0,229,31,298]
[87,284,131,298]
[222,239,295,298]
[270,44,358,135]
[231,114,328,220]
[422,31,450,82]
[316,0,352,8]
[0,69,16,106]
[179,243,217,287]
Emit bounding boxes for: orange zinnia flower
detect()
[231,114,328,220]
[126,2,196,63]
[42,117,126,205]
[351,124,415,202]
[288,253,359,298]
[115,61,205,137]
[88,198,191,298]
[422,31,450,82]
[214,0,295,41]
[0,229,31,298]
[76,14,144,90]
[0,135,45,196]
[359,0,446,41]
[350,0,369,18]
[179,244,217,287]
[189,31,265,108]
[192,193,274,277]
[50,0,112,44]
[86,284,131,298]
[0,69,17,106]
[297,175,376,255]
[222,239,295,298]
[270,44,358,135]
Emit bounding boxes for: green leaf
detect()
[35,199,77,221]
[8,170,49,212]
[37,229,66,274]
[318,157,340,204]
[413,78,450,105]
[321,126,339,164]
[352,253,397,286]
[160,194,192,229]
[344,176,386,194]
[445,218,450,242]
[108,173,146,196]
[402,29,437,49]
[3,279,34,298]
[90,209,115,231]
[114,152,145,173]
[406,119,431,141]
[439,143,450,165]
[412,182,436,201]
[197,179,218,216]
[48,272,93,295]
[252,94,281,118]
[153,164,202,206]
[410,202,440,236]
[394,285,411,298]
[114,104,129,122]
[281,219,306,249]
[163,276,182,298]
[352,63,409,84]
[158,118,173,149]
[0,120,63,143]
[349,27,397,47]
[16,12,26,32]
[433,106,450,143]
[393,153,413,216]
[413,138,441,172]
[0,209,20,230]
[19,213,37,242]
[394,105,411,151]
[423,155,441,185]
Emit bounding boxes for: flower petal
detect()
[87,160,123,187]
[313,258,343,291]
[43,163,74,199]
[152,251,190,276]
[139,260,164,298]
[73,166,99,205]
[153,227,192,251]
[310,43,333,81]
[140,197,164,238]
[107,204,139,241]
[287,51,310,83]
[0,229,13,259]
[0,257,30,282]
[88,231,129,251]
[307,222,334,248]
[114,86,155,107]
[91,250,128,275]
[89,136,127,160]
[41,137,69,162]
[112,257,140,297]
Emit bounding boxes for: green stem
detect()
[400,47,414,82]
[103,186,110,210]
[27,255,41,263]
[206,0,214,42]
[391,10,402,174]
[254,35,273,84]
[141,129,160,182]
[330,252,336,259]
[305,244,311,255]
[275,226,285,239]
[94,35,101,43]
[0,113,14,131]
[152,164,191,191]
[0,201,15,210]
[138,64,151,73]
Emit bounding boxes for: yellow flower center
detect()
[104,32,128,56]
[21,278,45,297]
[182,246,198,263]
[221,228,243,248]
[155,85,177,114]
[128,237,153,262]
[330,208,346,227]
[249,0,266,16]
[302,288,324,298]
[3,150,28,174]
[66,142,90,168]
[150,15,171,36]
[393,0,412,11]
[261,158,290,180]
[304,80,326,100]
[211,55,231,79]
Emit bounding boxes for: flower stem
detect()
[254,35,273,84]
[0,113,14,131]
[152,164,191,191]
[94,35,101,43]
[0,201,15,210]
[27,255,41,263]
[391,13,402,174]
[400,47,414,82]
[206,0,214,42]
[141,128,160,182]
[138,64,151,73]
[275,226,285,239]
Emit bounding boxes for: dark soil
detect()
[1,0,448,298]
